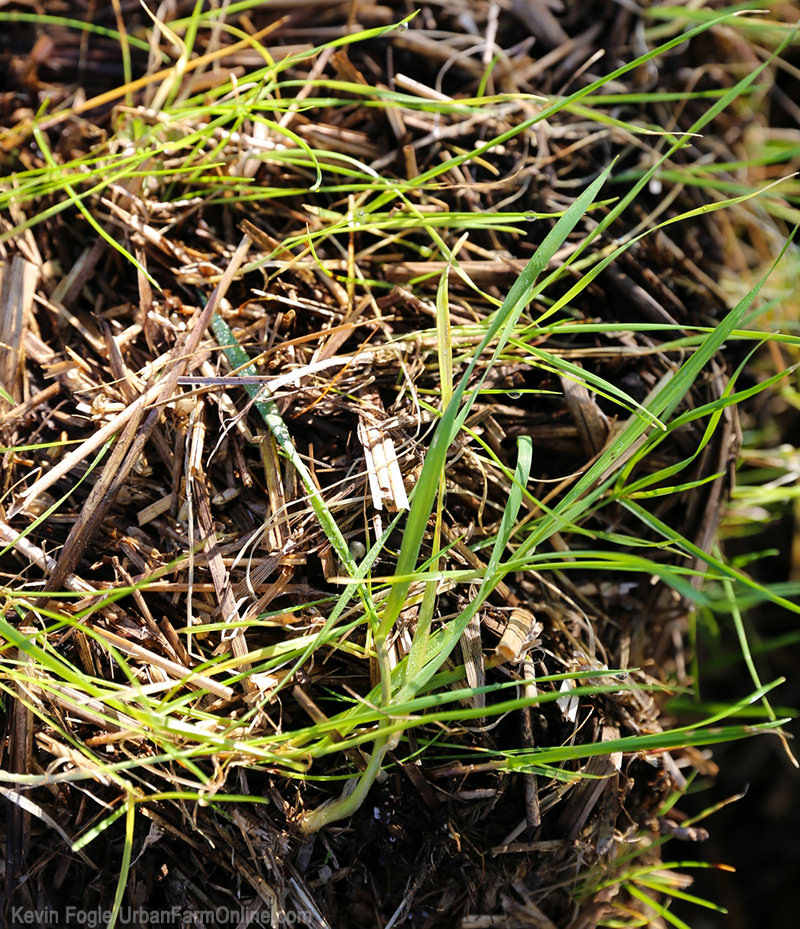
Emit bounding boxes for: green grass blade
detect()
[378,163,614,645]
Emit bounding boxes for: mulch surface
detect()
[1,3,796,928]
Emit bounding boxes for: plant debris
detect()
[1,3,798,928]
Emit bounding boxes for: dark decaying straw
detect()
[1,3,798,927]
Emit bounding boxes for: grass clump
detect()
[1,3,799,927]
